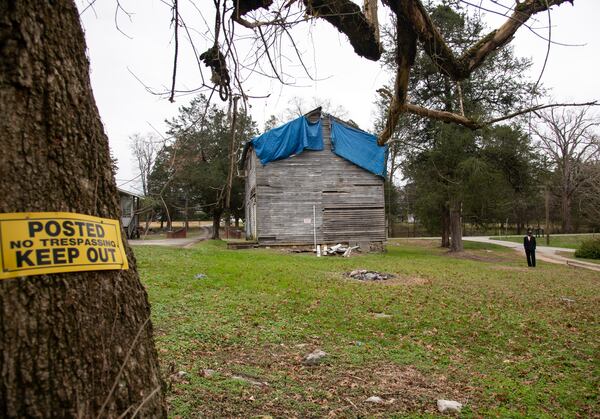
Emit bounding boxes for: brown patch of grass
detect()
[357,275,431,286]
[171,343,470,417]
[341,273,431,286]
[389,239,441,249]
[492,265,529,272]
[444,249,515,263]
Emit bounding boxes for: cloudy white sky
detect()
[78,1,600,193]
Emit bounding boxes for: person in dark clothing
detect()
[523,229,536,267]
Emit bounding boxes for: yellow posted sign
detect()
[0,212,129,280]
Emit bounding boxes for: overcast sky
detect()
[78,1,600,194]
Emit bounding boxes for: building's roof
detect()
[242,107,388,177]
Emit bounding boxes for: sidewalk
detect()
[463,236,600,272]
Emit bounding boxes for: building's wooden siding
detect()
[246,113,386,245]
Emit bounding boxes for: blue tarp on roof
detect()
[251,115,323,165]
[330,118,387,177]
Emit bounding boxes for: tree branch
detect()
[169,0,179,103]
[233,0,274,18]
[302,0,382,60]
[404,101,599,132]
[376,0,575,142]
[377,15,416,144]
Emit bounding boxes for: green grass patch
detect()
[490,234,598,249]
[134,240,600,417]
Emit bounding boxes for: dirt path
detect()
[129,226,212,248]
[463,236,600,272]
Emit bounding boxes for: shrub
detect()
[574,238,600,259]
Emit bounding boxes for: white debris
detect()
[560,297,575,303]
[303,349,328,365]
[366,396,384,404]
[315,244,362,256]
[343,246,359,257]
[437,399,463,413]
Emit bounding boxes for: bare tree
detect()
[130,132,160,196]
[178,0,586,144]
[283,97,350,121]
[532,106,600,233]
[577,161,600,223]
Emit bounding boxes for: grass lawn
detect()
[489,234,598,250]
[134,239,599,417]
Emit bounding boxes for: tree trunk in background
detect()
[212,209,222,239]
[0,2,165,417]
[224,213,231,239]
[561,192,573,233]
[184,195,189,230]
[441,206,450,248]
[449,201,463,252]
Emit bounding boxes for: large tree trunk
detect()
[449,200,463,252]
[0,2,165,417]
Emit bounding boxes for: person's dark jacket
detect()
[523,235,536,251]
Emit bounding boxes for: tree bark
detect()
[441,207,450,248]
[0,1,165,417]
[303,0,382,60]
[449,201,463,252]
[224,213,231,239]
[561,192,573,233]
[212,209,222,240]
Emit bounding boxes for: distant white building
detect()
[118,188,141,239]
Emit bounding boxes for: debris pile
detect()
[347,269,394,281]
[317,243,360,257]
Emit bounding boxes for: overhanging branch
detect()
[404,101,598,132]
[302,0,382,60]
[377,0,576,143]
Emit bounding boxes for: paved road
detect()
[129,226,212,248]
[463,236,600,272]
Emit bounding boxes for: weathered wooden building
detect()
[242,108,387,248]
[118,188,140,239]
